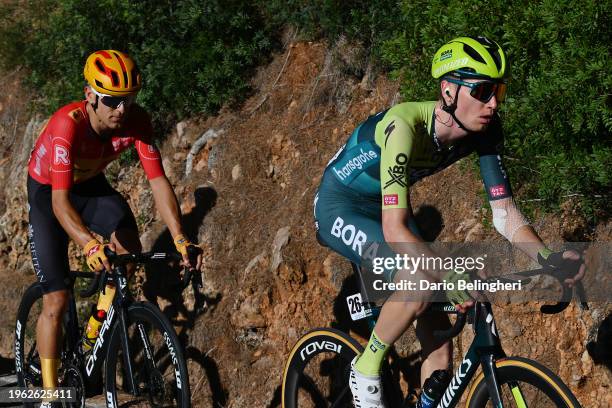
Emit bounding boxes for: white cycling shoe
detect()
[349,356,386,408]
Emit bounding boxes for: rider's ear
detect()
[440,80,454,102]
[84,86,96,104]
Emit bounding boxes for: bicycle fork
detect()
[481,354,504,408]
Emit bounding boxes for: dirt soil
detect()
[0,40,610,407]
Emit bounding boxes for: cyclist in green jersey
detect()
[313,36,585,408]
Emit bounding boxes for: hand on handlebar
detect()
[84,239,116,272]
[173,234,203,271]
[538,248,586,288]
[444,270,475,313]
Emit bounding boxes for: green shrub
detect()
[262,0,611,222]
[0,0,274,131]
[1,0,609,221]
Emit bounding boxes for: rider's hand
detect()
[537,248,586,287]
[444,270,474,313]
[173,234,203,271]
[84,239,115,272]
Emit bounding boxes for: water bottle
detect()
[82,309,106,351]
[419,369,451,408]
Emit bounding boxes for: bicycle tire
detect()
[282,328,363,408]
[104,301,191,407]
[14,283,44,408]
[466,357,582,408]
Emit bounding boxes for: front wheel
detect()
[466,357,582,408]
[282,328,363,408]
[14,283,44,408]
[104,302,191,407]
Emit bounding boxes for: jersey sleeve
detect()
[49,116,77,190]
[130,109,165,180]
[135,138,165,180]
[476,115,513,201]
[376,115,415,210]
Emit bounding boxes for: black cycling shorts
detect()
[27,174,138,294]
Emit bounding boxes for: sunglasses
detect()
[90,87,137,109]
[445,78,507,103]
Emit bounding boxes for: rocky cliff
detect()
[0,40,610,407]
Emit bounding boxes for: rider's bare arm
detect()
[149,175,183,238]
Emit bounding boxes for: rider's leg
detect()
[28,176,72,390]
[37,289,69,388]
[416,313,452,384]
[111,228,142,270]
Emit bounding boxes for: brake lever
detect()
[181,266,203,290]
[513,265,588,314]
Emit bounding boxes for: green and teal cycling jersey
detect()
[323,101,512,208]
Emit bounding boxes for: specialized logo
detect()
[384,121,395,147]
[383,194,398,206]
[440,49,452,61]
[300,340,343,361]
[331,217,368,256]
[489,184,507,198]
[384,153,408,189]
[439,357,473,407]
[433,57,469,77]
[54,145,70,165]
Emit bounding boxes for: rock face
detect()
[0,42,610,407]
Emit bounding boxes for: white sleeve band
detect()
[490,198,529,242]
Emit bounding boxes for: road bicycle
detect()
[282,263,587,407]
[15,248,201,407]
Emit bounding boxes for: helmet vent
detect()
[490,51,502,72]
[462,44,486,64]
[110,71,119,86]
[95,60,105,72]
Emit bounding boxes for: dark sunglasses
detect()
[91,88,137,109]
[446,78,507,103]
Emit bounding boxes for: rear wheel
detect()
[466,357,582,408]
[104,302,191,407]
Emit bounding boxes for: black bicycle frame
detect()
[433,302,505,408]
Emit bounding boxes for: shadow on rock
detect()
[587,312,612,371]
[185,346,228,407]
[142,186,220,332]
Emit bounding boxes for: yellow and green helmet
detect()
[431,36,507,80]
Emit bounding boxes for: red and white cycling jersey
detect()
[28,101,165,190]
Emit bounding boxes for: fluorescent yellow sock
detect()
[354,330,390,375]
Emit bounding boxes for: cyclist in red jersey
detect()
[26,50,202,403]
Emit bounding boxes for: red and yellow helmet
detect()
[83,50,141,96]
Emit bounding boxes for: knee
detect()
[42,291,68,321]
[410,301,431,316]
[427,341,452,366]
[111,229,142,254]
